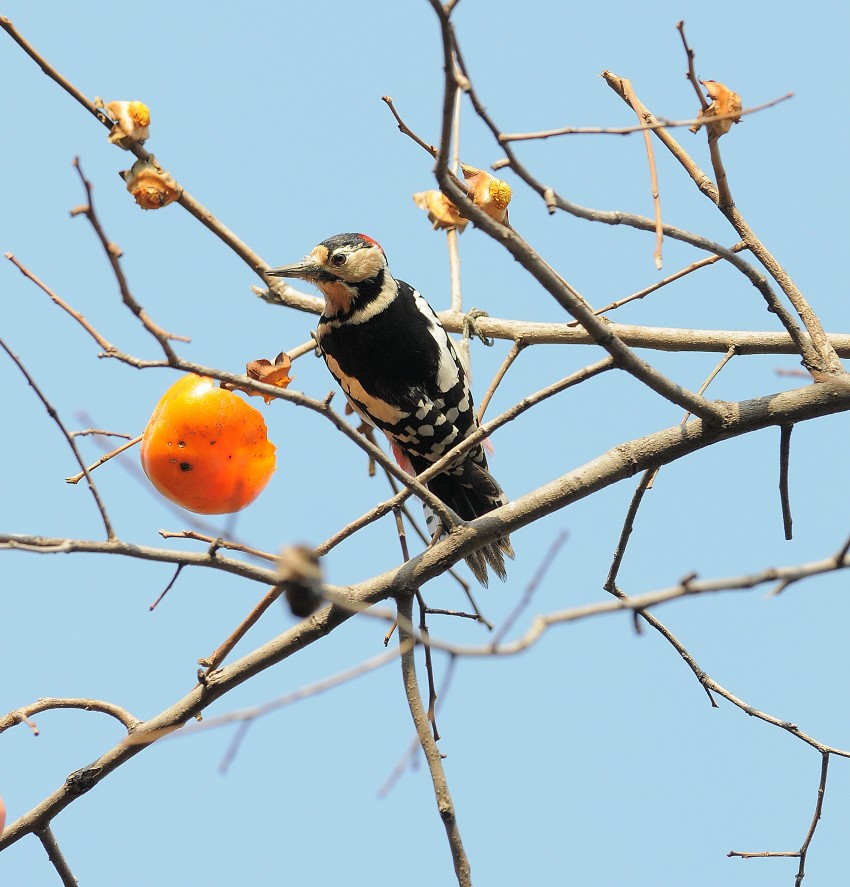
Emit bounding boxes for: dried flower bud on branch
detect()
[103,99,151,146]
[413,189,469,231]
[461,163,512,225]
[690,80,742,137]
[120,158,182,210]
[413,163,512,232]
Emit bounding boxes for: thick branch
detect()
[6,378,850,606]
[4,372,849,850]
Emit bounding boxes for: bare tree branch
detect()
[0,338,116,540]
[36,826,78,887]
[602,70,843,377]
[397,593,471,887]
[0,699,140,735]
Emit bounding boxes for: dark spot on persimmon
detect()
[180,462,193,472]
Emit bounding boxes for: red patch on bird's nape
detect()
[358,234,385,254]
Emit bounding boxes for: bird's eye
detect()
[330,253,347,267]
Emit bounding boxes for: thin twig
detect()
[0,16,320,313]
[779,424,794,540]
[397,593,471,886]
[416,591,441,740]
[796,752,830,885]
[5,252,115,351]
[36,826,78,887]
[609,583,718,707]
[707,131,734,210]
[158,530,278,562]
[676,22,734,209]
[728,750,829,884]
[498,94,791,141]
[72,159,186,358]
[676,21,709,109]
[198,584,285,675]
[602,70,842,377]
[68,428,133,440]
[378,656,458,798]
[0,534,280,585]
[619,78,664,268]
[447,84,464,312]
[490,530,568,647]
[604,470,657,594]
[383,473,491,628]
[0,338,115,540]
[447,228,463,313]
[426,16,725,425]
[65,434,142,484]
[477,340,526,422]
[573,241,747,324]
[0,698,140,734]
[382,94,438,157]
[149,564,184,611]
[606,345,737,591]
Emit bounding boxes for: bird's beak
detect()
[266,258,318,281]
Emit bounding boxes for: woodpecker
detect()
[268,233,513,585]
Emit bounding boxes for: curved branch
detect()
[0,698,140,735]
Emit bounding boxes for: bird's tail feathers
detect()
[423,460,513,587]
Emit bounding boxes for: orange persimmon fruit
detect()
[140,374,276,514]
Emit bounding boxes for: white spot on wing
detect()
[436,346,460,393]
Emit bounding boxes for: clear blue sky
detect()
[2,1,849,885]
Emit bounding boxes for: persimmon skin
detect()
[140,374,276,514]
